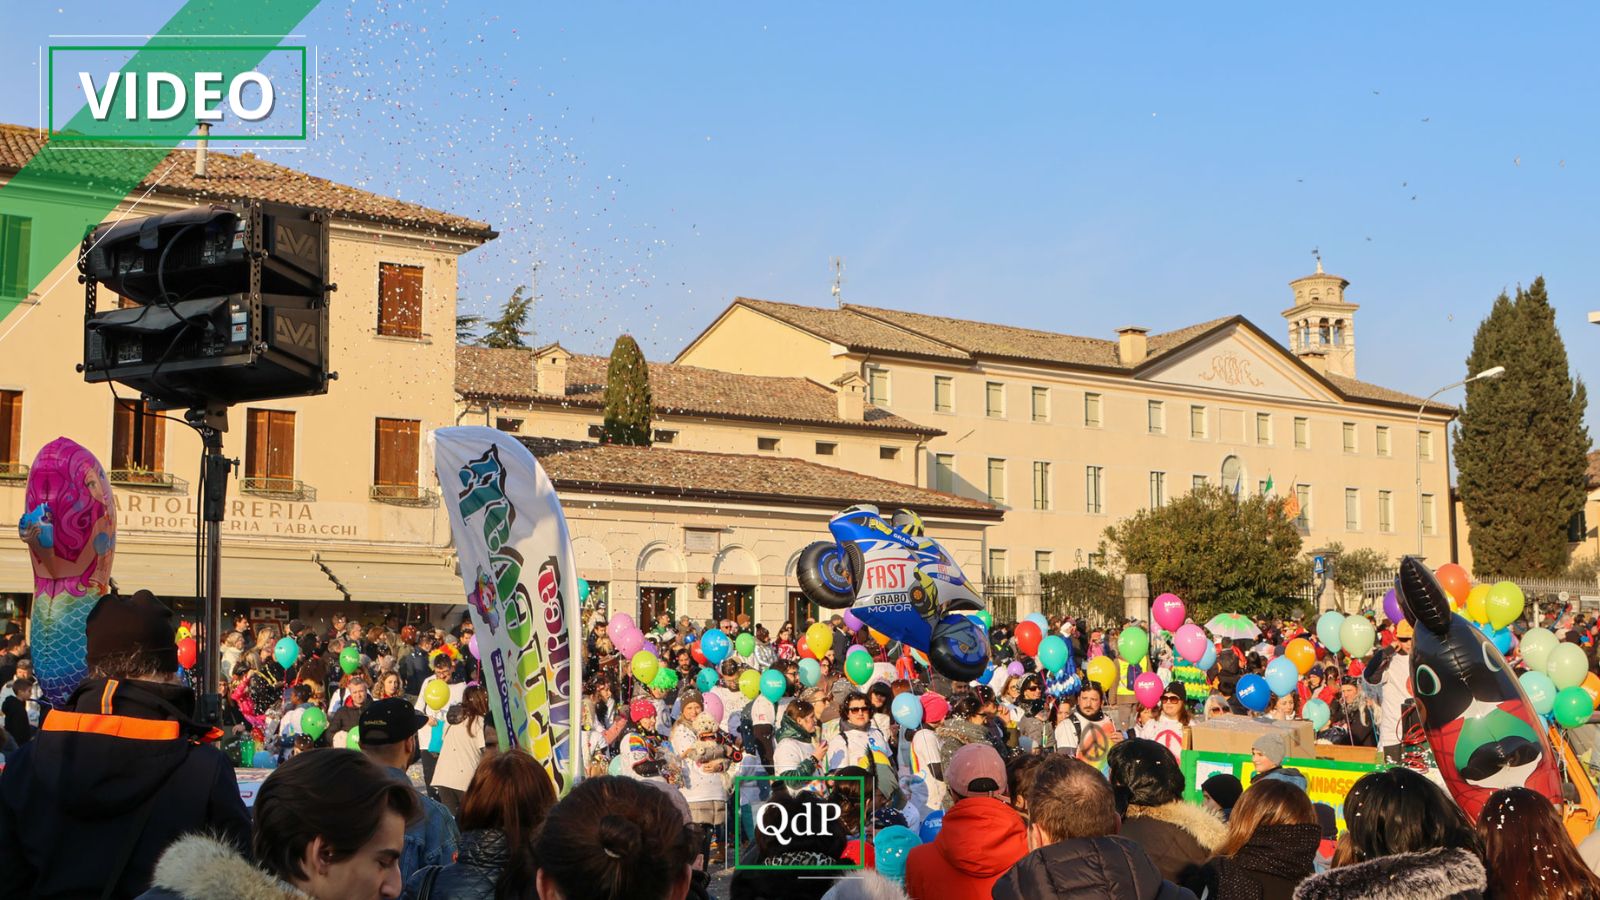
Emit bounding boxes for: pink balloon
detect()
[1007,661,1025,676]
[467,635,480,659]
[703,691,724,723]
[1174,623,1209,665]
[842,610,863,632]
[1152,593,1187,633]
[607,613,635,642]
[615,628,644,659]
[1134,672,1164,709]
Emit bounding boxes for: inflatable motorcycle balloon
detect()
[22,438,117,707]
[795,505,990,681]
[1395,556,1560,820]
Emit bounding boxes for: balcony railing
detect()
[0,461,29,481]
[109,469,187,491]
[370,483,439,507]
[241,477,317,501]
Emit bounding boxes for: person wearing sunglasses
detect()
[1134,688,1192,764]
[1363,619,1414,764]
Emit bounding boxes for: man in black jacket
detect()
[0,590,250,899]
[993,755,1195,900]
[398,632,433,699]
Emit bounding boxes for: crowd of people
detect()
[3,591,1600,899]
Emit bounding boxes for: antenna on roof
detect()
[830,257,845,308]
[1311,246,1323,274]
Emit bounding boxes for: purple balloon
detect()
[842,609,863,632]
[1007,661,1025,676]
[467,635,480,659]
[642,640,657,658]
[1383,588,1402,626]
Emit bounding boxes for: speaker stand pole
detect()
[189,405,233,727]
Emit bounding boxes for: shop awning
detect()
[314,552,464,605]
[110,544,348,602]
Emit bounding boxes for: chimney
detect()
[534,344,571,396]
[833,372,867,421]
[194,122,210,178]
[1116,326,1149,366]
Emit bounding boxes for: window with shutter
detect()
[0,391,19,468]
[111,399,164,475]
[374,418,421,490]
[377,263,425,338]
[0,215,31,300]
[246,409,297,491]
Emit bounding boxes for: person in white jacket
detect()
[430,684,489,817]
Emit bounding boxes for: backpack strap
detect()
[415,864,443,900]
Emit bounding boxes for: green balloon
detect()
[1547,643,1590,691]
[1554,686,1596,729]
[975,610,993,630]
[760,669,786,703]
[301,707,328,740]
[339,645,361,675]
[845,649,875,685]
[1117,626,1149,665]
[346,726,360,751]
[736,632,756,657]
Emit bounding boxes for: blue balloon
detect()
[273,636,300,669]
[1316,611,1345,654]
[874,825,921,882]
[1037,635,1069,673]
[701,629,732,665]
[1197,642,1217,671]
[251,750,277,769]
[1521,670,1558,716]
[1236,674,1272,712]
[1493,626,1514,655]
[1265,657,1299,697]
[696,666,718,693]
[1025,613,1049,631]
[578,577,591,602]
[919,810,945,843]
[891,692,923,730]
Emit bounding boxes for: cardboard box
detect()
[1189,717,1315,758]
[1314,744,1382,765]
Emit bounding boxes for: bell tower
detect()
[1282,257,1358,378]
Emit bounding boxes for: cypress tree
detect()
[1456,277,1591,576]
[601,334,653,446]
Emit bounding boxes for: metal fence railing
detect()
[1360,569,1600,617]
[982,577,1017,624]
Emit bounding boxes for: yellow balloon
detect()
[738,669,762,700]
[175,626,191,641]
[424,679,450,711]
[1465,585,1490,624]
[1087,656,1118,692]
[806,622,834,658]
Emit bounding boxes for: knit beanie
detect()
[1253,732,1288,766]
[630,697,658,723]
[86,590,178,673]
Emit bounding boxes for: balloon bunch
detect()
[1461,581,1524,655]
[1517,624,1599,728]
[608,614,669,686]
[797,622,834,662]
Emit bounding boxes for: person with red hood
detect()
[903,742,1027,900]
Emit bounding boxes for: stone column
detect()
[1123,574,1150,624]
[1017,569,1043,621]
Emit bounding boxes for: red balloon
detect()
[797,635,817,660]
[1435,563,1472,605]
[1015,621,1043,657]
[176,638,198,670]
[690,643,708,667]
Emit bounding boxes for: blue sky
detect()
[6,2,1597,422]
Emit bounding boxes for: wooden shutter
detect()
[246,409,268,479]
[377,263,424,338]
[247,410,296,483]
[0,391,19,465]
[142,405,164,472]
[112,400,134,470]
[374,418,420,486]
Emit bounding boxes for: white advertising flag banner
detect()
[431,426,582,792]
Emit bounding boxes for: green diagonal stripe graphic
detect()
[0,0,319,325]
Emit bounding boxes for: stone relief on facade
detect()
[1197,352,1266,388]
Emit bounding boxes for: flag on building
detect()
[1263,474,1275,494]
[433,426,582,793]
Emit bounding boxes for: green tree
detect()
[1456,277,1591,577]
[1041,568,1124,626]
[455,313,483,344]
[601,334,653,446]
[1102,483,1304,620]
[480,285,533,349]
[1316,542,1391,614]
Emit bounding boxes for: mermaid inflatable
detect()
[20,438,116,707]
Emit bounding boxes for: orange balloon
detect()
[1583,672,1600,709]
[1285,638,1316,675]
[1435,563,1472,605]
[868,627,889,646]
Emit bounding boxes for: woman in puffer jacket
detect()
[402,750,558,900]
[1108,738,1226,887]
[772,699,826,780]
[1188,779,1321,900]
[1291,768,1485,900]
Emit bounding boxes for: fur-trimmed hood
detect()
[1292,847,1485,900]
[137,834,312,900]
[1125,800,1228,850]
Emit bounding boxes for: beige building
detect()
[0,124,494,628]
[676,264,1459,578]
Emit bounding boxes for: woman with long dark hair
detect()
[432,685,491,817]
[404,749,558,900]
[1190,778,1319,899]
[1477,786,1600,900]
[534,776,704,900]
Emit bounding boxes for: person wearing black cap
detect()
[0,589,250,899]
[358,697,460,883]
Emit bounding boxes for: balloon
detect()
[1521,671,1558,716]
[874,825,921,883]
[1174,624,1209,664]
[738,669,761,700]
[806,622,834,658]
[1435,563,1472,605]
[1465,588,1489,625]
[1464,583,1489,616]
[690,642,709,667]
[891,692,924,729]
[1285,638,1316,675]
[865,628,888,647]
[1086,656,1118,692]
[176,638,197,670]
[1007,661,1025,677]
[760,669,786,702]
[176,625,191,642]
[1555,686,1596,728]
[1133,672,1163,708]
[1015,622,1043,657]
[736,633,756,657]
[1383,589,1402,626]
[274,636,300,669]
[974,610,993,631]
[1265,657,1299,697]
[340,645,361,675]
[700,629,731,665]
[1492,627,1513,656]
[798,658,821,687]
[1037,636,1068,673]
[1197,642,1217,671]
[1117,627,1150,666]
[703,692,724,723]
[652,668,679,691]
[578,577,591,602]
[615,628,644,659]
[608,754,626,776]
[1152,593,1186,632]
[1585,673,1600,708]
[642,641,658,659]
[301,706,328,740]
[1520,628,1558,673]
[424,679,450,711]
[696,666,718,693]
[919,811,945,843]
[1338,616,1375,659]
[1236,674,1271,712]
[1486,581,1526,631]
[845,650,874,685]
[631,651,660,685]
[1304,698,1330,731]
[344,726,360,750]
[467,635,480,659]
[607,615,633,642]
[1316,612,1345,655]
[1548,643,1590,691]
[842,610,863,632]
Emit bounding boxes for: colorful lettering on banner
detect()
[434,428,581,793]
[1183,750,1379,834]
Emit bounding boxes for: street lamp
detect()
[1415,366,1506,557]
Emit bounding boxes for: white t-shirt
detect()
[413,677,466,753]
[906,727,947,813]
[1380,650,1412,746]
[669,722,728,804]
[1136,715,1186,764]
[710,686,744,733]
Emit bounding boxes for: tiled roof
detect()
[736,298,970,360]
[848,305,1125,367]
[0,124,495,239]
[457,345,942,435]
[1588,450,1600,490]
[520,437,1000,518]
[1322,374,1444,411]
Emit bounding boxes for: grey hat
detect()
[1252,732,1288,766]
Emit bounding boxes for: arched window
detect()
[1220,455,1245,496]
[1318,318,1331,345]
[1333,320,1345,346]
